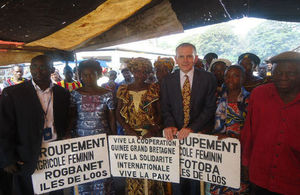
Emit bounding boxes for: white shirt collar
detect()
[32,79,54,92]
[180,66,194,79]
[180,67,194,90]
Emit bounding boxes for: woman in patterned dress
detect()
[116,57,165,195]
[208,65,250,195]
[69,60,116,195]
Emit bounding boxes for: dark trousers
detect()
[172,178,200,195]
[0,169,13,195]
[251,183,282,195]
[12,174,64,195]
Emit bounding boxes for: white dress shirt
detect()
[180,66,194,91]
[32,80,57,142]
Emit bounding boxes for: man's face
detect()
[267,62,273,71]
[240,58,254,76]
[175,46,198,73]
[122,69,132,80]
[13,66,23,80]
[108,72,117,81]
[51,71,61,82]
[30,57,54,83]
[64,70,73,82]
[212,62,227,83]
[272,61,300,93]
[258,66,267,77]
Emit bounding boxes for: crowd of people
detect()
[0,42,299,195]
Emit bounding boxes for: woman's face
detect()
[225,68,243,91]
[212,62,226,83]
[155,65,170,81]
[132,68,148,82]
[80,68,98,87]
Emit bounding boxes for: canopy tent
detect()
[1,0,300,65]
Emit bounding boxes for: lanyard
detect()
[43,94,52,117]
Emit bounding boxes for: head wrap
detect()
[154,57,175,72]
[127,57,153,73]
[209,58,232,72]
[238,53,261,67]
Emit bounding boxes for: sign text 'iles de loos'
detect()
[32,134,110,194]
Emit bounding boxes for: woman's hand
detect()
[125,128,139,137]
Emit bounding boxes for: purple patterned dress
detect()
[70,90,115,195]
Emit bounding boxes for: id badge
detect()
[43,127,53,141]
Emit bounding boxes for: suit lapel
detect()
[27,81,44,115]
[174,70,183,103]
[190,69,199,112]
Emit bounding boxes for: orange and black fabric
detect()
[182,75,191,127]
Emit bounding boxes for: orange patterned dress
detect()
[117,83,165,195]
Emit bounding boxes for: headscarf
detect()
[127,57,153,73]
[209,58,232,72]
[154,57,175,72]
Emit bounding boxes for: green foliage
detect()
[175,20,300,64]
[178,24,241,62]
[246,20,300,60]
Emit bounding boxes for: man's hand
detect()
[4,161,23,174]
[177,128,193,140]
[4,163,18,174]
[164,127,178,140]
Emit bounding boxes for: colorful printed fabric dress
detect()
[116,83,165,195]
[209,87,250,195]
[70,90,115,195]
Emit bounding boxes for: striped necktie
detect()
[182,75,191,127]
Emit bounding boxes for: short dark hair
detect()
[204,53,218,60]
[78,60,102,77]
[63,65,73,74]
[176,43,197,55]
[12,64,23,69]
[225,65,246,79]
[31,55,52,65]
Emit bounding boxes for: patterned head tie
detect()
[127,57,153,73]
[154,57,175,72]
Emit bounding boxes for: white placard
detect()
[32,134,110,194]
[109,136,180,183]
[180,133,240,189]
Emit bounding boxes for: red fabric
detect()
[56,81,63,87]
[241,83,300,195]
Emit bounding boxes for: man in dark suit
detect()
[161,43,216,195]
[0,55,70,195]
